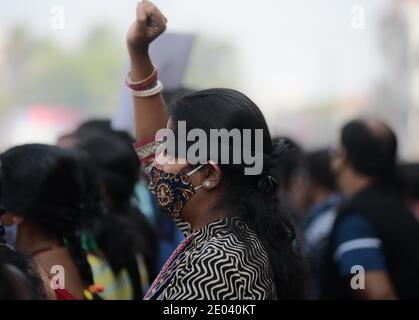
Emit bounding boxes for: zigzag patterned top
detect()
[143,217,278,300]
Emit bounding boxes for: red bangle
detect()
[125,66,158,91]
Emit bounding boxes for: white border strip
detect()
[334,238,382,261]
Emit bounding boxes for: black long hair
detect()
[0,144,95,288]
[74,133,159,293]
[168,88,305,299]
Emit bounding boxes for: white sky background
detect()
[0,0,394,113]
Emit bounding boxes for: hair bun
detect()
[257,174,278,196]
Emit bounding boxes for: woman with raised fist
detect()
[126,0,305,300]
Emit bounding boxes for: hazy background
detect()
[1,0,418,159]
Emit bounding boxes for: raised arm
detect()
[127,0,168,142]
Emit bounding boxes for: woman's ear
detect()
[202,161,222,190]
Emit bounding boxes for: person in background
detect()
[271,137,309,217]
[58,119,156,221]
[0,144,100,300]
[322,119,419,300]
[74,134,158,299]
[299,149,340,299]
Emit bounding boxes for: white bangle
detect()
[126,65,157,86]
[131,80,163,98]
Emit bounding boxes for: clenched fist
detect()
[127,0,167,56]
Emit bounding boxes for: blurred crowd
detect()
[1,113,419,300]
[273,120,419,299]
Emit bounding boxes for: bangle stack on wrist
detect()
[125,65,163,97]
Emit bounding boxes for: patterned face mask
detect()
[149,164,205,218]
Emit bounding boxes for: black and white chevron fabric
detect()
[146,217,277,300]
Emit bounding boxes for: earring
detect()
[203,180,211,188]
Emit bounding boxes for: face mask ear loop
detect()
[186,164,205,177]
[186,164,205,191]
